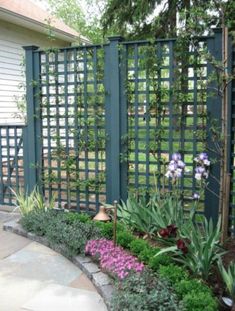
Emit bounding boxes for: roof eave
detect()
[0,7,89,43]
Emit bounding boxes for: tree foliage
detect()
[101,0,235,39]
[47,0,106,43]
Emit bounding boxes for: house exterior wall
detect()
[0,20,70,124]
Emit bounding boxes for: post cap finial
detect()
[108,35,123,42]
[23,46,39,51]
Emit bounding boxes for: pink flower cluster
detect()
[85,239,144,280]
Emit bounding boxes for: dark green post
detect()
[120,44,128,202]
[205,29,222,223]
[227,34,233,235]
[104,36,123,203]
[23,46,41,194]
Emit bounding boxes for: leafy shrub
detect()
[65,212,91,224]
[129,241,171,270]
[158,264,188,284]
[148,253,172,272]
[21,209,57,236]
[45,216,101,257]
[182,291,218,311]
[129,239,150,256]
[158,265,217,310]
[110,269,184,311]
[21,210,102,257]
[137,247,156,263]
[116,230,136,249]
[175,279,212,299]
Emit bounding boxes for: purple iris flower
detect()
[195,167,205,174]
[169,163,178,172]
[172,153,181,161]
[199,152,208,161]
[177,160,186,169]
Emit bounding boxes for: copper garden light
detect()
[93,201,118,245]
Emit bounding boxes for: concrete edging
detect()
[3,219,114,309]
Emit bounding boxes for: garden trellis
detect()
[0,29,234,235]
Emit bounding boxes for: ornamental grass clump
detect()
[85,239,144,280]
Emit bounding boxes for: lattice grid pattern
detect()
[124,40,208,207]
[40,47,106,212]
[0,126,24,205]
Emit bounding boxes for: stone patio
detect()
[0,211,107,311]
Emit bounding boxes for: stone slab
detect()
[99,284,115,307]
[0,242,82,285]
[0,229,30,259]
[22,283,107,311]
[92,272,111,287]
[81,262,101,278]
[0,275,47,311]
[69,273,96,292]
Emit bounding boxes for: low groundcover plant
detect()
[85,239,144,279]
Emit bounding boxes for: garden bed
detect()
[5,208,222,311]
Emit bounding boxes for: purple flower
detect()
[194,152,210,180]
[85,239,144,280]
[177,160,186,169]
[169,162,178,172]
[195,167,205,174]
[199,152,208,161]
[165,152,186,179]
[172,153,181,161]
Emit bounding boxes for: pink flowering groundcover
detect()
[85,239,144,280]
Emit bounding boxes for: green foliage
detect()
[118,196,157,236]
[129,239,172,270]
[119,192,186,237]
[12,187,54,215]
[65,212,92,224]
[157,216,225,280]
[158,264,188,285]
[94,221,114,239]
[116,231,136,249]
[101,0,234,39]
[93,221,126,240]
[12,187,35,215]
[137,247,156,264]
[218,260,235,301]
[174,279,212,299]
[21,209,55,236]
[21,210,102,257]
[47,0,105,43]
[159,265,218,310]
[148,254,172,272]
[149,192,185,230]
[110,269,184,311]
[129,238,150,256]
[182,291,218,311]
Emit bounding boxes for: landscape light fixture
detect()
[93,201,118,245]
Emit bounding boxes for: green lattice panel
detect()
[40,46,106,212]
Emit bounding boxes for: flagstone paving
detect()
[0,211,107,311]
